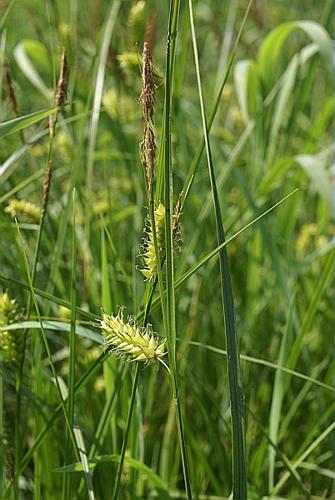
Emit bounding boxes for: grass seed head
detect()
[3,61,20,117]
[0,292,23,366]
[55,47,68,110]
[101,310,166,364]
[4,198,41,223]
[141,202,165,280]
[128,1,146,33]
[140,41,156,194]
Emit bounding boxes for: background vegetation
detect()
[1,0,335,498]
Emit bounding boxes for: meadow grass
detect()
[0,0,335,498]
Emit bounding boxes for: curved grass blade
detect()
[0,108,57,139]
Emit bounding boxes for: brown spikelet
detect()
[42,160,53,210]
[173,191,183,240]
[141,42,155,119]
[3,61,20,117]
[49,48,68,134]
[140,42,156,195]
[55,47,68,109]
[144,12,157,53]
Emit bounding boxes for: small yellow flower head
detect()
[101,311,166,364]
[4,199,41,223]
[103,88,137,121]
[58,305,71,321]
[128,1,146,31]
[141,203,165,280]
[296,223,317,256]
[92,200,109,215]
[117,52,139,71]
[0,292,23,366]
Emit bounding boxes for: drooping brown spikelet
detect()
[55,47,68,109]
[141,42,155,118]
[3,61,20,117]
[49,48,68,133]
[140,41,156,195]
[172,191,183,241]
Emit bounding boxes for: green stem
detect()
[163,1,192,498]
[111,364,140,500]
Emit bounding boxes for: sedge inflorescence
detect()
[101,311,166,364]
[0,292,23,366]
[141,202,166,280]
[5,199,41,223]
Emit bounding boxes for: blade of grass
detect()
[245,406,311,498]
[188,1,247,496]
[268,294,296,490]
[286,249,335,376]
[0,108,57,139]
[181,340,335,394]
[273,421,335,494]
[53,453,169,496]
[73,424,95,500]
[86,0,121,189]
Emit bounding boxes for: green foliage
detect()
[0,1,334,498]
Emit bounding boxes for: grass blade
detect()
[0,108,57,139]
[188,1,247,496]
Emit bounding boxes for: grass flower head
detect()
[0,292,23,366]
[101,310,166,364]
[140,202,165,280]
[5,199,41,223]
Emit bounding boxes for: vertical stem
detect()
[111,364,140,500]
[163,1,192,498]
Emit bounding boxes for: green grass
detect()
[1,0,335,498]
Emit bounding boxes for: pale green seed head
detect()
[0,292,23,366]
[101,311,166,365]
[140,203,165,280]
[4,198,41,223]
